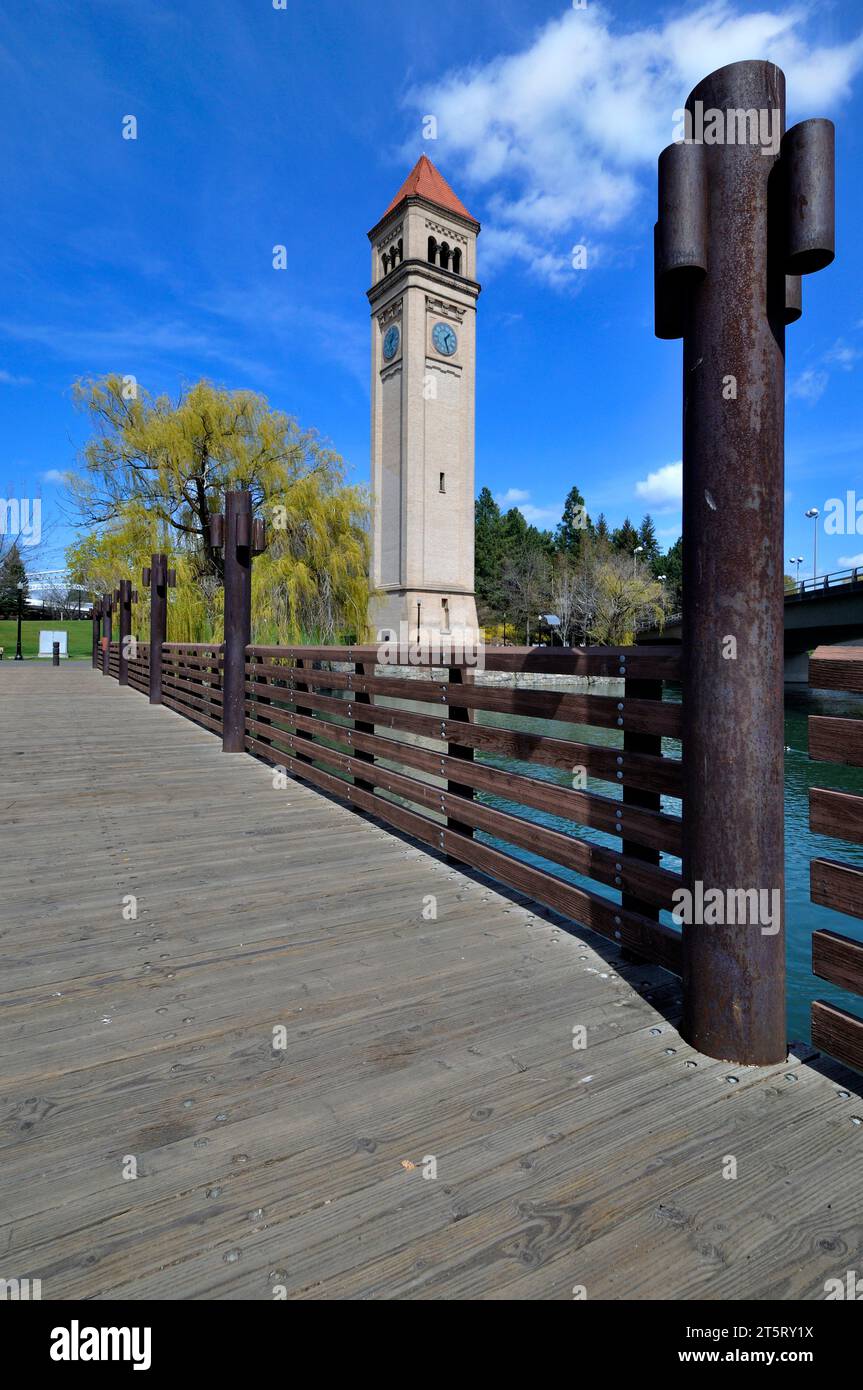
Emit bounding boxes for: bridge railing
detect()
[788,567,863,599]
[807,646,863,1075]
[241,643,684,974]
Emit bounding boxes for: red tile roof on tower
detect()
[378,154,479,227]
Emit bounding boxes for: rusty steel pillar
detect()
[211,490,266,753]
[52,640,60,667]
[92,601,101,669]
[117,579,132,686]
[655,61,834,1064]
[145,555,174,705]
[101,596,112,676]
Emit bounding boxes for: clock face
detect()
[432,321,458,356]
[383,325,400,361]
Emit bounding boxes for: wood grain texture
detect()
[809,716,863,767]
[811,1000,863,1074]
[812,925,863,993]
[810,788,863,844]
[809,646,863,694]
[811,859,863,923]
[1,662,860,1303]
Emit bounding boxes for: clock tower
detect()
[367,154,480,643]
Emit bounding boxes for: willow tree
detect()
[65,376,371,643]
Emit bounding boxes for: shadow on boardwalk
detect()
[1,663,860,1299]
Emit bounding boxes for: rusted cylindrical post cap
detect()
[657,142,708,279]
[252,518,267,554]
[142,565,151,587]
[210,514,225,548]
[784,274,802,324]
[166,568,177,588]
[235,509,251,548]
[784,118,835,274]
[654,223,684,340]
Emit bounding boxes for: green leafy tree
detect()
[65,375,371,642]
[611,517,640,556]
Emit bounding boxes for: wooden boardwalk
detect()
[1,662,861,1301]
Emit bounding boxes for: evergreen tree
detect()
[555,484,589,558]
[611,517,640,555]
[0,543,28,616]
[638,513,660,560]
[474,487,504,610]
[594,512,610,545]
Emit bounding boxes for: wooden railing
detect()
[159,643,223,733]
[126,642,150,696]
[241,643,683,973]
[107,640,119,678]
[808,646,863,1074]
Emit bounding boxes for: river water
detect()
[469,685,863,1045]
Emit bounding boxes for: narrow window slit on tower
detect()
[439,472,446,493]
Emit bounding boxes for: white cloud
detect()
[494,486,561,524]
[838,553,863,567]
[41,469,66,484]
[791,367,829,403]
[635,461,682,507]
[0,368,32,385]
[409,3,863,287]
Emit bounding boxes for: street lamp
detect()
[789,555,804,588]
[633,544,644,577]
[14,580,24,659]
[804,508,820,581]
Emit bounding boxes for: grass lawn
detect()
[0,618,93,660]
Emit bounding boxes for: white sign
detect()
[38,630,68,658]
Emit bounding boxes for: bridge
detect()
[641,568,863,681]
[2,614,863,1298]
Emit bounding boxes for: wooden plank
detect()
[244,681,683,794]
[4,662,856,1306]
[809,645,863,693]
[811,859,863,923]
[244,705,682,854]
[244,718,681,908]
[245,732,682,974]
[810,787,863,844]
[811,999,863,1073]
[246,643,682,680]
[812,925,863,993]
[809,715,863,767]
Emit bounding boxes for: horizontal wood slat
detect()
[811,999,863,1074]
[245,666,680,738]
[246,643,682,680]
[161,691,222,734]
[245,713,682,907]
[243,730,682,974]
[810,788,863,845]
[809,646,863,693]
[812,926,863,994]
[244,681,682,796]
[244,702,681,855]
[811,859,863,923]
[809,716,863,767]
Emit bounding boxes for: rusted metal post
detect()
[92,601,101,670]
[117,579,132,686]
[655,61,834,1063]
[52,640,60,667]
[101,596,112,676]
[221,490,253,753]
[145,555,174,705]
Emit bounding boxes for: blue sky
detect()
[2,0,862,574]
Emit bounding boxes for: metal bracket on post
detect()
[146,555,175,705]
[655,62,834,1064]
[211,491,267,752]
[101,594,113,676]
[117,579,132,686]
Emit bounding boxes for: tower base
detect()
[369,588,480,647]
